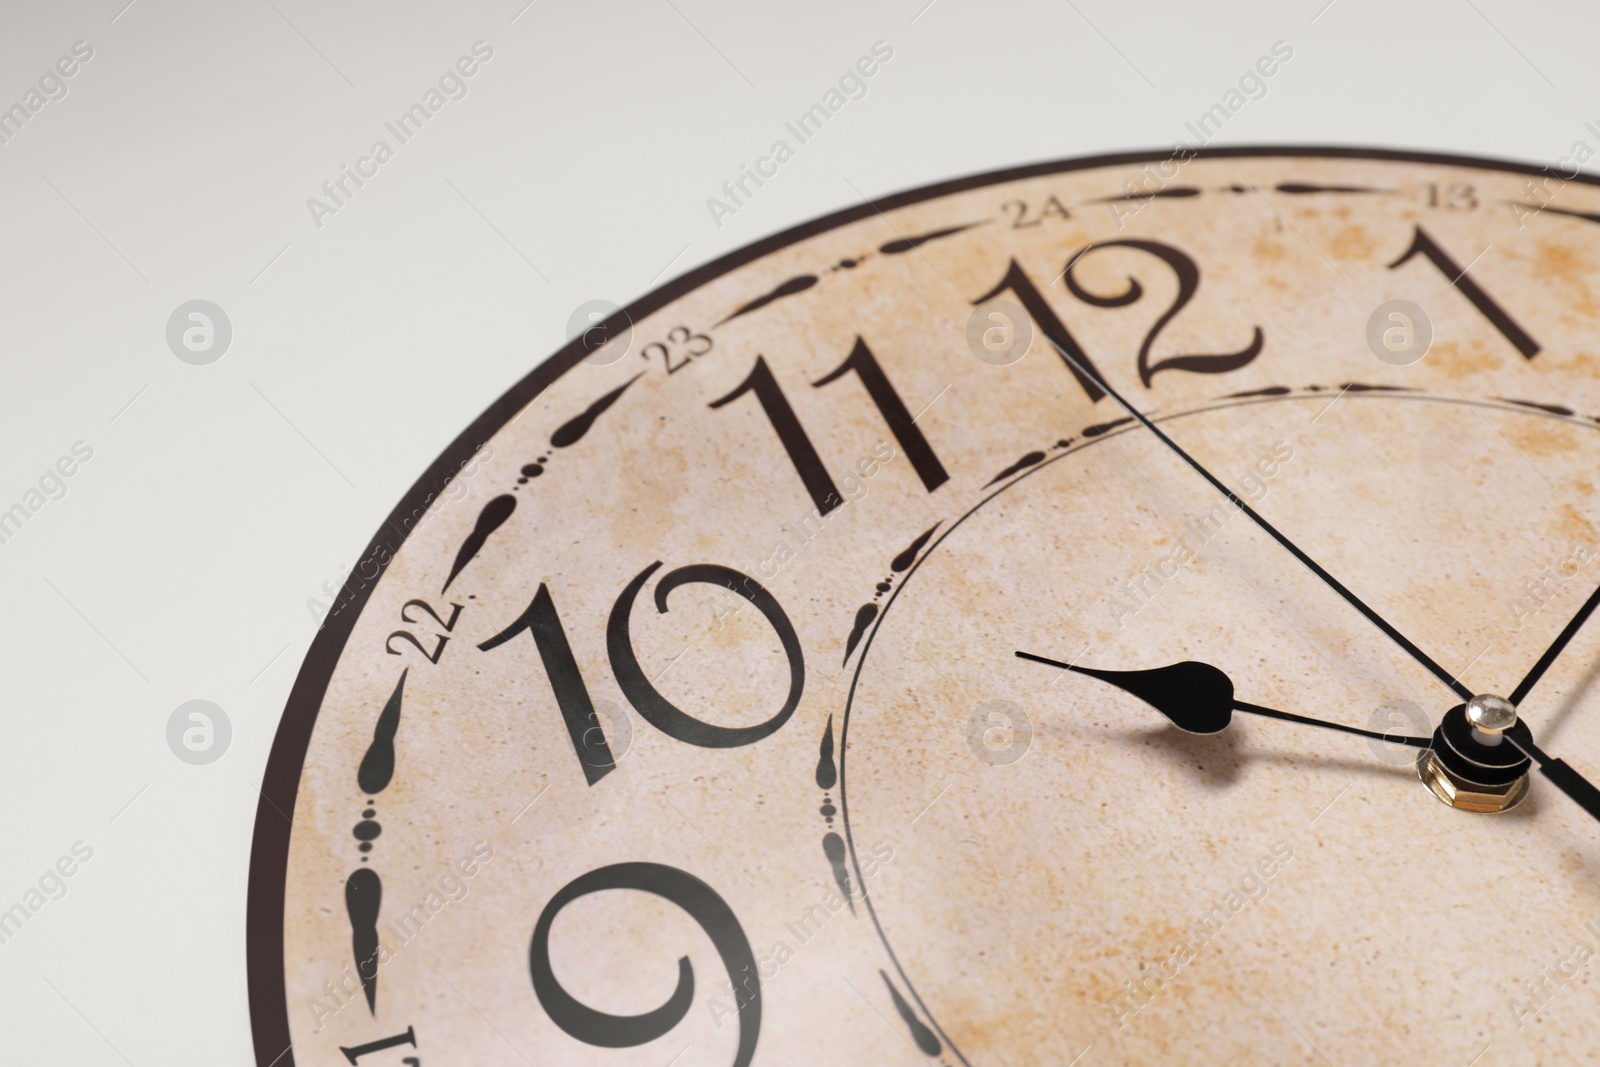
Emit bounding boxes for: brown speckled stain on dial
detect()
[258,152,1600,1067]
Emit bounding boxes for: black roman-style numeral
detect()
[1388,225,1540,359]
[531,863,761,1067]
[975,242,1265,397]
[709,355,840,513]
[479,562,805,784]
[710,341,950,513]
[811,337,948,492]
[479,584,616,786]
[973,258,1108,403]
[340,1026,416,1065]
[1061,239,1264,386]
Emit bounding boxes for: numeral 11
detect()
[709,337,949,516]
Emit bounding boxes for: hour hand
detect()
[1013,650,1432,749]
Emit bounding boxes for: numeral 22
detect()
[385,598,463,665]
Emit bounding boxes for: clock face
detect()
[250,149,1600,1067]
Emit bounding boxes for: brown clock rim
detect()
[247,145,1600,1066]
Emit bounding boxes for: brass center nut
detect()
[1416,701,1533,814]
[1417,748,1529,813]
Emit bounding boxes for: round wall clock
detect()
[249,148,1600,1067]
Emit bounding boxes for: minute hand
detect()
[1047,337,1471,703]
[1507,579,1600,707]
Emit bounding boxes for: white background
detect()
[0,0,1594,1062]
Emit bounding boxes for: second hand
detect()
[1045,336,1471,703]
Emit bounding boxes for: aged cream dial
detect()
[251,149,1600,1067]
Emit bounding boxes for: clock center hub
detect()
[1418,695,1531,813]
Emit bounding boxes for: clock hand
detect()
[1013,651,1431,748]
[1515,739,1600,824]
[1020,648,1600,825]
[1432,695,1600,824]
[1043,336,1472,703]
[1465,694,1600,824]
[1507,579,1600,706]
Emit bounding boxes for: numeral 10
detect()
[480,561,804,786]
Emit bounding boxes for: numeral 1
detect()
[340,1026,416,1065]
[1388,225,1540,359]
[811,337,949,492]
[972,258,1108,402]
[709,355,841,515]
[479,584,617,786]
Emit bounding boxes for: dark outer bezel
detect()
[248,146,1600,1066]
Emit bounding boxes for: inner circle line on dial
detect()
[247,146,1600,1067]
[834,386,1600,1065]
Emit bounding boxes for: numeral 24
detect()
[709,337,948,517]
